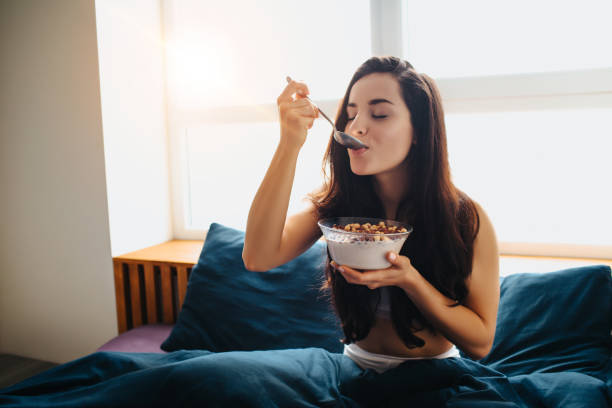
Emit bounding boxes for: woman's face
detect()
[344,72,414,176]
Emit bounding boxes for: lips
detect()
[350,148,368,156]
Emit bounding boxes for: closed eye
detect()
[347,115,387,121]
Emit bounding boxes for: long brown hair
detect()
[309,56,480,349]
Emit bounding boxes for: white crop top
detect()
[374,286,392,318]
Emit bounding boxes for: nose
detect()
[346,113,367,137]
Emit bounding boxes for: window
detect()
[164,0,612,258]
[163,0,371,238]
[402,0,612,77]
[184,121,329,231]
[446,109,612,256]
[400,0,612,257]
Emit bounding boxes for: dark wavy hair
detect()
[308,56,480,349]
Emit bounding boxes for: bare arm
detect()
[401,202,500,359]
[242,79,321,271]
[242,148,322,271]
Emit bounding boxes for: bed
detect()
[1,222,610,407]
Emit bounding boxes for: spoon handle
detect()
[305,96,334,127]
[284,75,368,150]
[285,76,335,128]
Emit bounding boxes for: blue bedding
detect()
[0,346,610,407]
[1,223,610,407]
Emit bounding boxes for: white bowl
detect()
[318,217,413,270]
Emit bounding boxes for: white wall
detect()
[95,0,172,257]
[0,0,116,363]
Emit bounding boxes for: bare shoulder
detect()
[463,200,500,334]
[472,201,499,262]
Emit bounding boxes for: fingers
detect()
[342,269,380,289]
[331,261,357,272]
[332,261,395,289]
[278,94,317,135]
[386,252,411,267]
[332,263,373,286]
[331,255,410,290]
[277,78,310,105]
[387,252,399,265]
[277,77,318,137]
[280,108,316,131]
[291,100,318,117]
[278,97,317,118]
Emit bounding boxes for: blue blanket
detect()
[2,262,610,406]
[1,347,610,407]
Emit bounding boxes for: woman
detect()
[243,56,500,374]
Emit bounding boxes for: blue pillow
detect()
[161,223,343,353]
[477,265,612,377]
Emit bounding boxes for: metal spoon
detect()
[285,76,368,150]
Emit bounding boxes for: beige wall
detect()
[0,0,117,363]
[95,0,172,257]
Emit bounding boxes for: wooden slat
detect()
[177,265,188,311]
[160,264,173,324]
[113,261,127,333]
[128,263,142,328]
[143,262,157,324]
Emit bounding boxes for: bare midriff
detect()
[355,316,454,357]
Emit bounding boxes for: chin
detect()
[349,164,372,176]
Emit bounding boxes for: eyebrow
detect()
[347,98,394,108]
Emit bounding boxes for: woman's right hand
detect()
[277,78,319,151]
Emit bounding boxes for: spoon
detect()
[285,76,368,150]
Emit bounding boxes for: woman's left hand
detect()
[331,252,420,292]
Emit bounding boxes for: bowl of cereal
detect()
[318,217,413,270]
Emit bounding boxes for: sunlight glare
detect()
[165,37,235,109]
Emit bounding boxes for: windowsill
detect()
[113,240,206,264]
[114,238,611,277]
